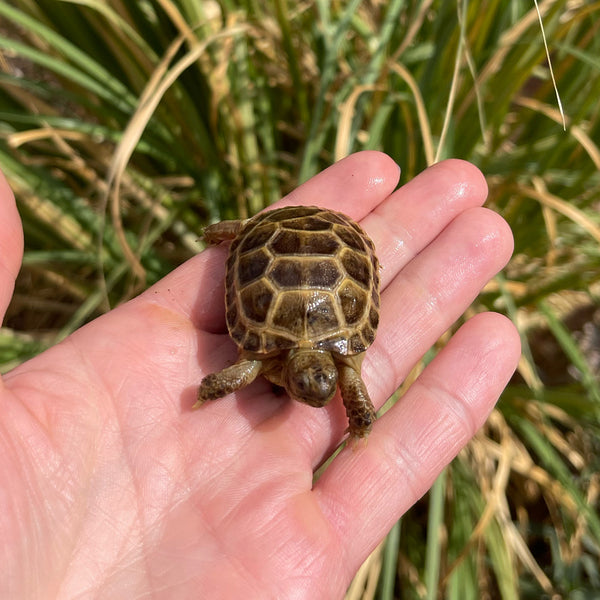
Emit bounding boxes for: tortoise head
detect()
[285,350,338,407]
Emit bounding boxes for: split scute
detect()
[225,205,380,355]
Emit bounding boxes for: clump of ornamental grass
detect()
[1,1,599,597]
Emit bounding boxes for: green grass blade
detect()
[378,519,401,600]
[425,469,446,600]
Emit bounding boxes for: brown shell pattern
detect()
[225,206,380,355]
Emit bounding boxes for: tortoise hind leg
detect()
[336,358,376,439]
[195,359,262,406]
[203,219,248,245]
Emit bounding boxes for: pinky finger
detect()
[314,312,521,583]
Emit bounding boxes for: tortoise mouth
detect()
[286,350,338,407]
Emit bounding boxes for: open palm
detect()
[0,152,520,599]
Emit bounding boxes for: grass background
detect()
[1,0,599,597]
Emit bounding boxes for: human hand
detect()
[0,152,520,599]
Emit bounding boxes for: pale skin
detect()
[0,152,521,599]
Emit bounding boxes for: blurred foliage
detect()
[1,0,599,597]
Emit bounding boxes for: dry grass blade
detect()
[533,0,565,129]
[335,84,385,161]
[455,411,568,594]
[389,62,434,166]
[156,0,200,47]
[517,179,600,245]
[434,0,467,164]
[103,25,247,286]
[389,0,434,61]
[472,0,554,93]
[516,353,545,391]
[344,540,384,600]
[8,127,90,147]
[515,96,600,170]
[443,414,514,583]
[103,34,187,283]
[60,0,149,51]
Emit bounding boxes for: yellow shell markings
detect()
[197,205,380,439]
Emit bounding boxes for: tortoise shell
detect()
[224,206,380,356]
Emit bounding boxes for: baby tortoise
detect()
[196,205,380,438]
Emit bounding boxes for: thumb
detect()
[0,170,24,325]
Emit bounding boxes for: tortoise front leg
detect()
[337,358,377,439]
[202,219,248,245]
[195,359,262,405]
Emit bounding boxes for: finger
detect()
[0,170,24,324]
[365,206,514,404]
[277,150,400,219]
[271,205,514,460]
[362,159,489,287]
[138,151,400,331]
[314,312,521,583]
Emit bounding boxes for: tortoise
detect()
[196,205,380,438]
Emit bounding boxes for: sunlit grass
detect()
[1,0,599,596]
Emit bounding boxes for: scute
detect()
[338,280,367,325]
[305,259,342,288]
[263,205,319,221]
[270,258,303,288]
[238,248,271,285]
[361,324,375,345]
[224,205,380,355]
[240,281,274,323]
[263,332,297,352]
[305,291,339,336]
[369,306,379,329]
[349,334,367,353]
[239,225,274,253]
[269,230,340,255]
[272,291,306,338]
[340,248,371,288]
[334,225,365,251]
[270,258,342,289]
[244,331,261,352]
[282,217,332,231]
